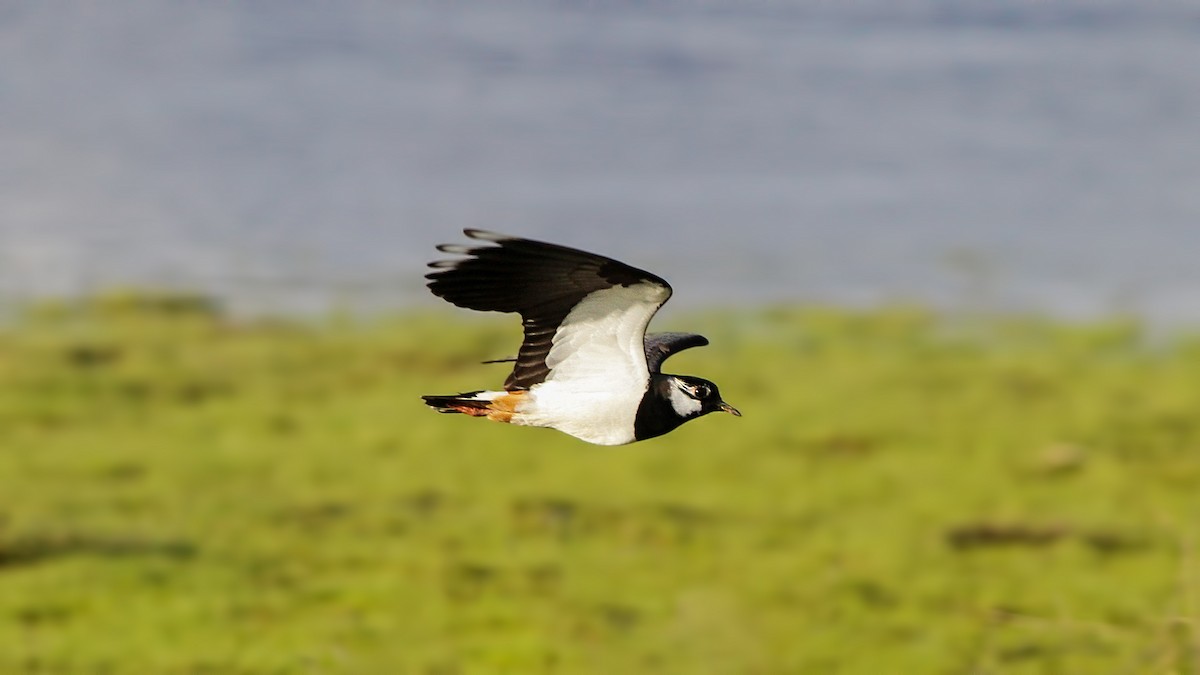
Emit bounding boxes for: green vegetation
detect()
[2,291,1199,674]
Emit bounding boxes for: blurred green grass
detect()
[2,290,1200,674]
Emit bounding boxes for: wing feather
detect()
[643,332,710,374]
[426,229,673,391]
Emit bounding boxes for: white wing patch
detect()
[514,281,669,445]
[545,282,667,389]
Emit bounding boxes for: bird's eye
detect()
[693,384,711,399]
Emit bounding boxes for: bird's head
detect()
[667,375,741,419]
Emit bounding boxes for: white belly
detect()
[512,380,643,446]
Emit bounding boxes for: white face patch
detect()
[666,378,704,418]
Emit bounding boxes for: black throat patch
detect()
[633,374,694,441]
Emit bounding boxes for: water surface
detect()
[3,1,1199,322]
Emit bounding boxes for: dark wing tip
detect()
[431,231,505,261]
[428,233,497,275]
[644,332,710,373]
[463,228,514,243]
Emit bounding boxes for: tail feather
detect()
[421,390,526,423]
[422,392,492,416]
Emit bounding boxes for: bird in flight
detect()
[422,229,740,445]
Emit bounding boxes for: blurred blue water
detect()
[2,1,1199,322]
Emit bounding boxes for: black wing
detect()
[643,332,710,374]
[426,229,672,390]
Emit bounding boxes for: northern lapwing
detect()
[422,229,740,445]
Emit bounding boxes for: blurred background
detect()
[3,0,1199,323]
[5,3,1200,673]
